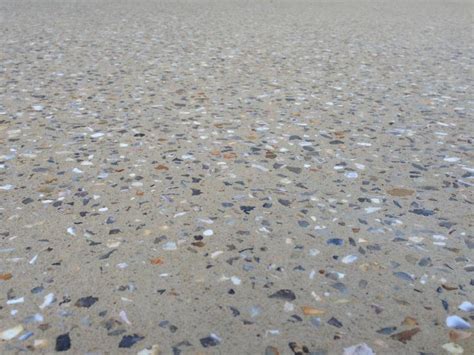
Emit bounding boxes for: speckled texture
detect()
[0,0,473,354]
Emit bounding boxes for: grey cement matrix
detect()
[0,0,473,354]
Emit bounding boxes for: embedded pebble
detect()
[137,345,161,355]
[446,316,471,330]
[203,229,214,237]
[33,339,48,349]
[200,334,221,348]
[343,343,375,355]
[75,296,98,308]
[458,301,474,312]
[341,255,358,264]
[162,242,177,251]
[119,334,145,348]
[269,289,296,301]
[0,184,14,190]
[0,325,24,340]
[55,333,71,352]
[442,343,464,354]
[39,293,55,309]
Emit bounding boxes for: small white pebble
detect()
[119,310,132,325]
[345,171,358,179]
[203,229,214,237]
[162,242,177,251]
[211,251,223,258]
[29,254,38,264]
[341,255,358,264]
[39,293,55,309]
[309,249,320,256]
[231,276,241,285]
[0,325,24,340]
[7,297,24,305]
[365,207,381,214]
[0,184,14,190]
[458,301,474,312]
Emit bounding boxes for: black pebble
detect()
[22,197,34,204]
[75,296,98,308]
[278,199,291,207]
[240,206,255,214]
[410,208,434,216]
[200,335,220,347]
[99,249,116,260]
[327,317,343,328]
[192,188,202,196]
[55,333,71,352]
[31,286,44,294]
[269,289,296,301]
[118,334,144,348]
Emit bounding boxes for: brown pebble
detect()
[387,188,415,197]
[223,152,237,159]
[192,241,205,247]
[150,258,164,265]
[449,330,472,342]
[301,306,325,316]
[265,151,277,159]
[38,324,50,331]
[402,316,419,326]
[0,273,13,281]
[390,328,421,343]
[265,346,280,355]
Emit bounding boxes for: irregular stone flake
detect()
[0,325,24,340]
[387,188,415,197]
[119,334,144,348]
[269,289,296,301]
[390,328,421,343]
[75,296,99,308]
